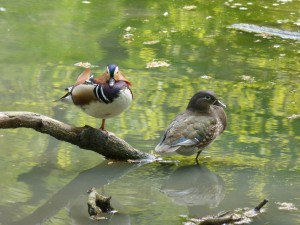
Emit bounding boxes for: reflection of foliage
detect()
[1,1,300,223]
[1,0,300,166]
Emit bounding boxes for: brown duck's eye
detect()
[204,95,211,100]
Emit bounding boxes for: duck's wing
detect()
[155,112,218,153]
[59,68,97,104]
[74,68,92,86]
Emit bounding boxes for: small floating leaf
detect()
[74,62,94,68]
[241,75,255,82]
[125,26,136,32]
[143,40,160,45]
[146,60,170,68]
[183,5,197,10]
[201,75,212,79]
[287,114,300,119]
[276,202,298,211]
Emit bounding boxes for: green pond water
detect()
[0,1,300,225]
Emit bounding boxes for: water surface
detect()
[0,1,300,225]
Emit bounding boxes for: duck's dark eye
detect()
[204,95,211,100]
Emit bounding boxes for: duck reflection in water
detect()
[160,165,225,217]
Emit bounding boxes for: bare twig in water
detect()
[254,199,269,212]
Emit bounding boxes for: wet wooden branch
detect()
[190,199,269,225]
[199,216,240,225]
[0,111,153,161]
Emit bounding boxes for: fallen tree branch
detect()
[187,199,269,225]
[199,214,241,225]
[0,111,153,161]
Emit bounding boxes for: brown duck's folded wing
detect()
[155,112,219,153]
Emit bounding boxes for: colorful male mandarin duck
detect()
[60,64,133,130]
[155,90,227,163]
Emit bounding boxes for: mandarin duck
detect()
[155,90,226,163]
[60,64,133,130]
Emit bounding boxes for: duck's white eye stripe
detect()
[114,66,119,74]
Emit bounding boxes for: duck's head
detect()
[106,64,119,87]
[187,90,226,112]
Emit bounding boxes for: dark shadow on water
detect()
[160,164,225,217]
[16,106,66,205]
[6,161,138,225]
[2,160,226,225]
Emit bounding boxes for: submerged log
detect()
[198,211,241,225]
[199,214,241,225]
[87,187,113,216]
[229,23,300,40]
[189,199,269,225]
[0,111,153,161]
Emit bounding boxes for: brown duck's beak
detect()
[215,100,226,108]
[109,78,115,87]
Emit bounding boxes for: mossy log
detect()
[0,111,153,161]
